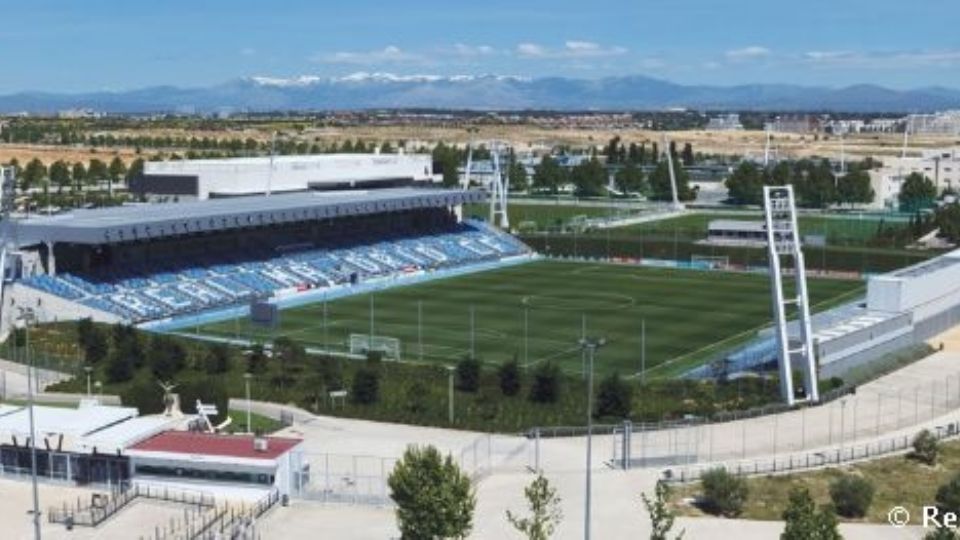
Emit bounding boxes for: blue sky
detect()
[1,0,958,93]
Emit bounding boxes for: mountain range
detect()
[2,73,959,114]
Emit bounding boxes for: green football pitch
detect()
[197,260,862,379]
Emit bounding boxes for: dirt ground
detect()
[1,127,955,167]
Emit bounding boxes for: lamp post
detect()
[446,366,456,424]
[243,373,253,434]
[579,336,605,540]
[84,366,93,396]
[95,381,102,399]
[840,398,848,461]
[16,306,41,540]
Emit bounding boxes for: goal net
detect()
[349,334,402,360]
[691,254,730,270]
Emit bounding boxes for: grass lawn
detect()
[606,212,909,246]
[669,440,960,524]
[224,409,284,434]
[197,260,861,379]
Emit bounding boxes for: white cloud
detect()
[725,46,771,60]
[451,43,496,57]
[515,41,627,59]
[803,49,960,67]
[313,45,423,65]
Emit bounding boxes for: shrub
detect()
[911,429,940,466]
[529,362,561,404]
[699,468,748,517]
[351,367,380,405]
[781,488,841,540]
[203,343,232,374]
[596,373,633,418]
[456,356,482,393]
[828,475,874,518]
[497,358,522,397]
[936,473,960,516]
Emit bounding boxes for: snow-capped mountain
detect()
[1,73,958,113]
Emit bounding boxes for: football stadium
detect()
[0,154,870,383]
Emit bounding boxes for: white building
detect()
[706,114,743,131]
[137,153,435,200]
[906,111,960,136]
[869,147,960,208]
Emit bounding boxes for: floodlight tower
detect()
[463,141,474,190]
[661,134,683,211]
[489,142,510,229]
[763,185,818,405]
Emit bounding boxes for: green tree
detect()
[71,162,87,192]
[48,160,71,193]
[781,488,841,540]
[899,172,937,212]
[147,334,187,380]
[126,157,145,184]
[388,445,475,540]
[87,158,108,187]
[533,155,564,194]
[509,158,529,191]
[351,367,380,405]
[911,429,940,465]
[725,162,765,205]
[272,336,305,391]
[529,362,561,404]
[614,162,645,195]
[432,142,461,187]
[641,481,684,540]
[699,468,748,517]
[246,343,268,374]
[570,157,606,197]
[497,358,522,397]
[648,161,694,202]
[680,143,694,166]
[596,373,633,418]
[936,473,960,515]
[456,356,482,393]
[828,474,874,518]
[506,474,563,540]
[837,169,874,207]
[202,343,231,375]
[21,158,46,190]
[108,156,127,184]
[935,204,960,244]
[76,318,108,364]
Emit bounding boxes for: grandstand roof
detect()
[10,187,484,246]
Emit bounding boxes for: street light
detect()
[446,365,456,424]
[16,306,41,540]
[243,373,253,434]
[84,366,93,396]
[94,381,102,399]
[579,336,605,540]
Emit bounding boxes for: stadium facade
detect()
[135,153,435,200]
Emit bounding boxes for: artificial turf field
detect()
[198,260,862,379]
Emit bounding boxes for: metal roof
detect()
[0,404,138,439]
[129,430,301,460]
[10,187,484,246]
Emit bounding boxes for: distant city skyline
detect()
[1,0,959,93]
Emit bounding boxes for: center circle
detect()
[521,293,635,312]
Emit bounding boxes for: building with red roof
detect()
[126,430,304,495]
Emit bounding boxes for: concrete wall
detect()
[145,154,434,200]
[0,282,121,340]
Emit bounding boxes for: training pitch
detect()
[197,260,861,378]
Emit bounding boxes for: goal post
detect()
[349,334,402,360]
[690,254,730,270]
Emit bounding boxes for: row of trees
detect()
[530,155,696,201]
[602,136,696,167]
[725,159,874,208]
[8,156,145,192]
